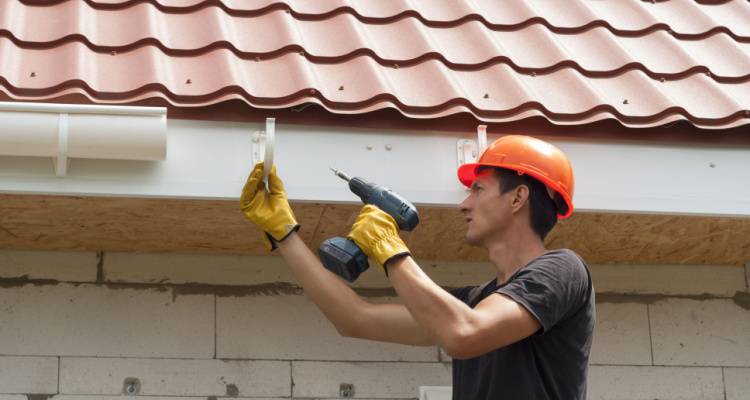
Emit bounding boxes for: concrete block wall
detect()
[0,250,748,400]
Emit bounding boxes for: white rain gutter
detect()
[0,102,166,177]
[0,102,748,217]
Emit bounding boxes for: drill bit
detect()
[330,168,351,182]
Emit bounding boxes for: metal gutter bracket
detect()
[456,124,488,167]
[56,113,69,177]
[251,117,275,188]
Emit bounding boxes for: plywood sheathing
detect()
[0,194,748,266]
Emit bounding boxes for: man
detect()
[240,135,595,400]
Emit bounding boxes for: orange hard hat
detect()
[457,135,575,219]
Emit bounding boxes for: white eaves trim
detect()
[0,113,748,217]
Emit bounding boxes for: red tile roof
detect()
[2,0,748,129]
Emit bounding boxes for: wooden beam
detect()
[1,194,748,266]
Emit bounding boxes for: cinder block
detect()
[0,356,58,394]
[355,259,494,288]
[53,398,284,400]
[104,252,494,290]
[588,365,723,400]
[590,302,651,365]
[217,294,437,361]
[0,396,27,400]
[292,361,451,398]
[651,298,750,366]
[438,348,451,363]
[0,283,213,358]
[0,250,97,282]
[104,252,293,285]
[420,386,452,400]
[724,367,750,400]
[591,264,746,297]
[54,398,205,400]
[59,357,290,397]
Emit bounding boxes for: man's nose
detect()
[458,195,471,213]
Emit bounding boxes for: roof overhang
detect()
[0,105,748,266]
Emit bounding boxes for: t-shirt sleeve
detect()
[448,286,475,305]
[495,251,590,333]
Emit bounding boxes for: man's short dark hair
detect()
[479,166,558,240]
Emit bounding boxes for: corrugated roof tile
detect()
[2,0,748,128]
[61,0,750,37]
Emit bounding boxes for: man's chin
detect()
[464,234,482,247]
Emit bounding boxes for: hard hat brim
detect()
[457,163,481,188]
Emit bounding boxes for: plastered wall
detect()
[0,250,748,400]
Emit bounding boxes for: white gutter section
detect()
[0,113,748,217]
[0,102,166,177]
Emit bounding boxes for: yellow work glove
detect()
[240,163,300,251]
[347,204,411,270]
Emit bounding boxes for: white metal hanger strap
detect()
[56,113,69,178]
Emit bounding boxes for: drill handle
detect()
[349,177,420,231]
[372,188,420,231]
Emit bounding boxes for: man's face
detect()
[458,169,514,246]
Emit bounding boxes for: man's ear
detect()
[510,185,530,214]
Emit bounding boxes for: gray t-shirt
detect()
[449,249,595,400]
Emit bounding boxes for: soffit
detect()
[1,194,748,266]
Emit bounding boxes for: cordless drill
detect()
[318,169,420,282]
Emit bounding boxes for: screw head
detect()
[623,99,629,105]
[366,145,373,150]
[483,93,489,99]
[339,383,355,398]
[385,144,393,151]
[185,78,192,84]
[29,72,36,77]
[123,377,141,396]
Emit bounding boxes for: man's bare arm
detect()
[277,233,435,346]
[240,164,433,346]
[388,256,540,359]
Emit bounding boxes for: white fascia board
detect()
[0,118,748,217]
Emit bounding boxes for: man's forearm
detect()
[276,232,368,336]
[387,256,476,350]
